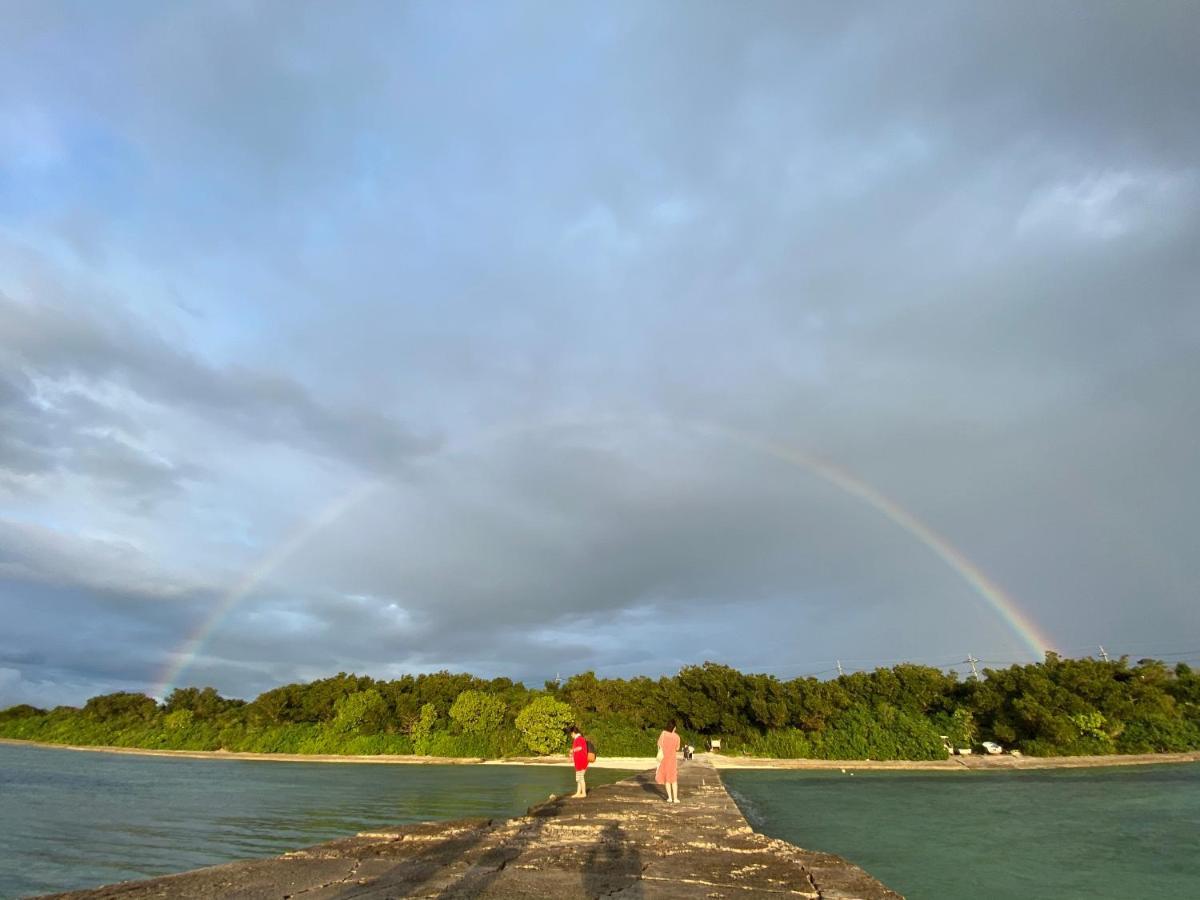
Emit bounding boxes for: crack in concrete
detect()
[282,857,363,898]
[639,872,811,895]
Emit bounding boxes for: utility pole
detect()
[836,660,845,677]
[966,655,980,679]
[1099,645,1109,662]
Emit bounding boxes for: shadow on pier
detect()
[43,758,899,899]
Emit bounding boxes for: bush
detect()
[449,691,506,735]
[1115,716,1200,754]
[436,728,523,759]
[83,692,159,723]
[948,708,977,747]
[7,654,1200,762]
[515,696,575,755]
[164,709,195,732]
[331,689,389,735]
[339,733,415,755]
[580,716,658,757]
[741,728,815,759]
[411,702,439,755]
[813,704,945,760]
[0,704,44,722]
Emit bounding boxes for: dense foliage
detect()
[2,656,1197,760]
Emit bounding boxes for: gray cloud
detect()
[1,2,1197,706]
[1,293,435,483]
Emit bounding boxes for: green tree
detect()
[948,707,977,747]
[7,653,1200,762]
[411,702,439,755]
[746,674,790,730]
[669,663,751,736]
[449,690,506,735]
[163,686,241,720]
[416,671,485,714]
[0,704,44,722]
[164,709,195,731]
[331,689,389,735]
[515,696,574,754]
[82,692,159,722]
[784,678,851,732]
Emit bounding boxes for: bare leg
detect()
[574,771,587,798]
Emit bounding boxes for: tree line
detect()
[2,655,1198,760]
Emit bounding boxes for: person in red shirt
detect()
[570,725,589,798]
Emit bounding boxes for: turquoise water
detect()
[6,744,1198,900]
[725,764,1200,899]
[0,743,631,898]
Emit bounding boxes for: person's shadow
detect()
[634,769,667,800]
[582,821,644,899]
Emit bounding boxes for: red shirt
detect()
[572,735,588,771]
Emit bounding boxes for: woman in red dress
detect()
[656,720,681,803]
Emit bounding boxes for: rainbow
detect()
[711,428,1055,658]
[153,481,379,699]
[154,419,1053,696]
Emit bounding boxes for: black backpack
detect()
[586,739,597,762]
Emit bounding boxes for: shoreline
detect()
[0,738,646,769]
[4,737,1197,771]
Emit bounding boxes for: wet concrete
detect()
[39,757,901,899]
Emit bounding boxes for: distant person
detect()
[683,743,694,761]
[656,720,681,803]
[570,725,589,798]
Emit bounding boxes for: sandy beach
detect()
[705,749,1200,771]
[3,737,1197,771]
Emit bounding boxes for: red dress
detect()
[656,730,680,783]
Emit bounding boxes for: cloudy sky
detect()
[2,2,1198,707]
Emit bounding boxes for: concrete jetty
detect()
[43,757,901,899]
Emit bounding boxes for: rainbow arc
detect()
[154,418,1052,697]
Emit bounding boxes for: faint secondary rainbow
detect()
[155,418,1053,695]
[153,481,379,699]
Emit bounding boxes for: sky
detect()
[2,1,1198,708]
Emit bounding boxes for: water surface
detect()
[0,742,631,898]
[725,763,1200,899]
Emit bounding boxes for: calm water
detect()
[726,764,1200,900]
[0,743,632,898]
[6,745,1198,900]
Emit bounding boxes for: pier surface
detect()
[43,757,900,899]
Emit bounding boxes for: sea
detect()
[724,764,1200,899]
[1,742,1198,899]
[0,742,630,898]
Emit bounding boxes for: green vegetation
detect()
[514,696,575,754]
[2,656,1198,760]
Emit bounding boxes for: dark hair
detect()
[568,724,581,735]
[666,720,677,732]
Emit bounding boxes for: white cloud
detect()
[1016,169,1195,240]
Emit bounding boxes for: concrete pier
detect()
[43,757,901,899]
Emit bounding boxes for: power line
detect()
[570,645,1200,687]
